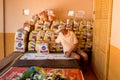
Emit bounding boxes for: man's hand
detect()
[65,43,78,57]
[65,51,71,57]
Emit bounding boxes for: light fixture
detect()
[23,9,30,15]
[68,10,74,17]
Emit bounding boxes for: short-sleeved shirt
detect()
[55,31,78,52]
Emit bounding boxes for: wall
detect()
[4,0,93,56]
[108,0,120,79]
[5,0,93,33]
[0,0,4,59]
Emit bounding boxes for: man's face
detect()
[60,29,65,33]
[60,29,67,35]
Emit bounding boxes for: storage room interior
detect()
[0,0,120,80]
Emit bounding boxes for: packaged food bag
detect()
[15,29,28,42]
[28,41,36,51]
[38,43,49,54]
[50,19,60,31]
[66,19,73,30]
[34,23,43,31]
[73,19,79,31]
[31,14,39,24]
[14,41,26,52]
[49,43,57,53]
[38,10,48,21]
[29,30,39,41]
[49,43,63,53]
[23,21,34,32]
[34,20,44,30]
[36,30,46,41]
[51,32,58,41]
[43,21,51,31]
[56,43,63,52]
[74,31,80,39]
[35,41,41,53]
[47,9,55,21]
[44,30,54,41]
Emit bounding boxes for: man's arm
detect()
[69,43,78,52]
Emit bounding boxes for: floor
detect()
[83,65,98,80]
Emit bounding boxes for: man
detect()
[55,24,88,61]
[55,24,81,60]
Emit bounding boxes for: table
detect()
[0,52,84,80]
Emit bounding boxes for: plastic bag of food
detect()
[36,30,46,41]
[36,43,49,54]
[28,41,36,51]
[34,20,44,30]
[15,29,28,42]
[31,14,39,24]
[51,32,58,41]
[44,30,54,41]
[43,21,51,30]
[29,30,39,41]
[47,9,55,21]
[38,10,48,21]
[50,19,59,31]
[73,19,79,31]
[66,19,73,30]
[14,41,26,52]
